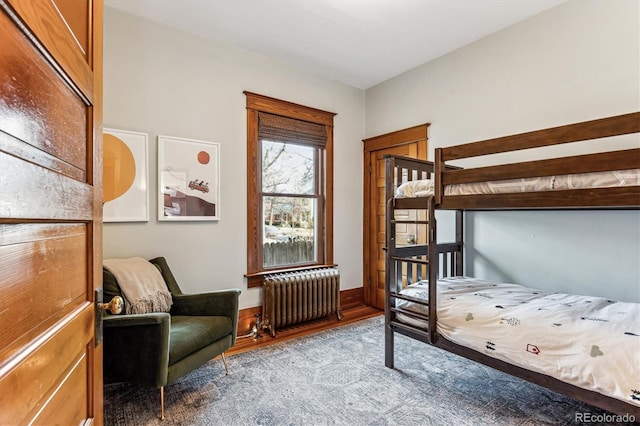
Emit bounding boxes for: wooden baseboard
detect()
[237,306,262,336]
[236,286,365,335]
[229,303,381,356]
[340,287,364,310]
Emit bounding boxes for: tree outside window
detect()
[262,141,317,266]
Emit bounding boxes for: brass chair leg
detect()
[221,352,229,375]
[160,386,165,420]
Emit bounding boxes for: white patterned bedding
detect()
[395,169,640,198]
[395,276,640,407]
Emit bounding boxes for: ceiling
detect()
[104,0,566,89]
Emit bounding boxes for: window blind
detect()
[258,112,326,147]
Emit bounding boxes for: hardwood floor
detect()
[226,304,382,356]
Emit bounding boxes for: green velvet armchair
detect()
[102,257,240,419]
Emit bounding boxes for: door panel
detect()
[33,354,89,424]
[0,306,93,423]
[0,9,87,170]
[0,223,87,362]
[0,152,92,219]
[53,0,90,57]
[6,0,95,100]
[0,1,102,424]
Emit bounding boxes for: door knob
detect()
[98,296,124,314]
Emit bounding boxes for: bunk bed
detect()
[384,112,640,417]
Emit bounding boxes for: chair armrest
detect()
[103,313,171,388]
[104,313,169,327]
[171,289,241,345]
[171,289,240,317]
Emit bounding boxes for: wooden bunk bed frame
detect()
[434,111,640,209]
[384,112,640,417]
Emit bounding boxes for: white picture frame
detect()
[103,128,149,222]
[157,135,220,221]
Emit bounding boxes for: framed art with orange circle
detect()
[103,128,149,222]
[157,135,221,221]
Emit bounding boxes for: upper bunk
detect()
[389,112,640,211]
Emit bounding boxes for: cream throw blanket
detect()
[103,257,173,314]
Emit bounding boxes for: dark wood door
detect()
[363,125,428,309]
[0,0,103,424]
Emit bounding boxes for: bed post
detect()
[455,210,463,276]
[384,157,395,368]
[384,202,395,368]
[434,148,444,205]
[427,196,438,344]
[385,306,395,368]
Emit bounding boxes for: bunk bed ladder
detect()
[384,155,463,366]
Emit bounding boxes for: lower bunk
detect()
[385,250,640,417]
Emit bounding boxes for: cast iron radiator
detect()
[262,267,342,337]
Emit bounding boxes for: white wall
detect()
[365,0,640,302]
[103,7,365,309]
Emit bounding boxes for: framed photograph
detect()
[158,135,220,221]
[103,128,149,222]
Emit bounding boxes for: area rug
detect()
[104,316,621,425]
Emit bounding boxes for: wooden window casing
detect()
[244,92,336,288]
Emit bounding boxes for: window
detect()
[262,140,317,265]
[244,92,336,287]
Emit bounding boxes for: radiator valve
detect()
[253,314,263,339]
[238,313,271,340]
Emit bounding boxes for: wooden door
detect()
[0,1,103,424]
[363,125,428,309]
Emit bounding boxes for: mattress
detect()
[395,276,640,407]
[395,169,640,198]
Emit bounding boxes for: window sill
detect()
[245,263,338,288]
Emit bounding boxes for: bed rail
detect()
[434,112,640,209]
[386,155,462,210]
[385,156,433,210]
